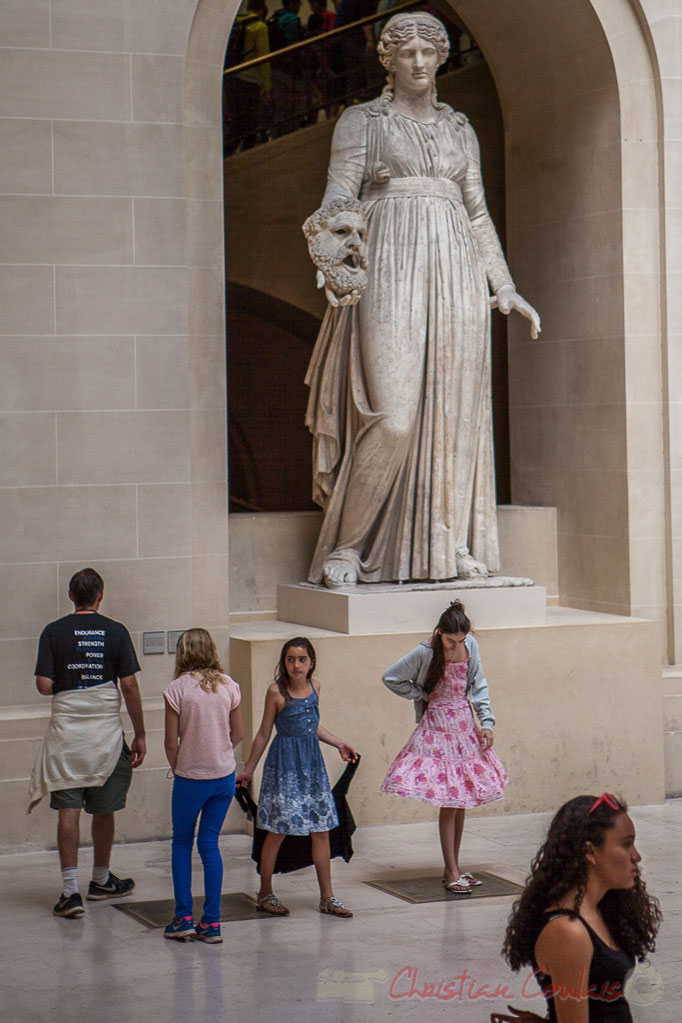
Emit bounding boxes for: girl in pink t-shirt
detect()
[163,628,244,944]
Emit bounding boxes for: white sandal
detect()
[443,876,472,894]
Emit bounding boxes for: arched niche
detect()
[449,0,666,622]
[184,0,666,623]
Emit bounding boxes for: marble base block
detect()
[277,580,547,634]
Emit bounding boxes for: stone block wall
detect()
[0,0,238,847]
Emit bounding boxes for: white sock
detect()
[61,867,79,897]
[92,865,110,885]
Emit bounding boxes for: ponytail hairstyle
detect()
[274,637,317,702]
[423,600,471,695]
[174,628,227,693]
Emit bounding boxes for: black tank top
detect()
[532,909,634,1022]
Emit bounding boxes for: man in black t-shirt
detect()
[33,567,147,918]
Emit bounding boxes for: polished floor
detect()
[2,801,681,1023]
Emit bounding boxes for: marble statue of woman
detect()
[304,12,540,588]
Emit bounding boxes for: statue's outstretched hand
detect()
[490,286,541,339]
[316,270,362,307]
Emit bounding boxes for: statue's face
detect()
[308,209,368,296]
[392,34,438,95]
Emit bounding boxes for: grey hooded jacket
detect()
[381,635,495,729]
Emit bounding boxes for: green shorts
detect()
[50,741,132,815]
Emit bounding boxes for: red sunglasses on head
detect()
[588,793,619,814]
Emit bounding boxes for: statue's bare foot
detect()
[455,546,488,579]
[322,550,359,588]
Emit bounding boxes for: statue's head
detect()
[303,198,368,297]
[377,12,450,76]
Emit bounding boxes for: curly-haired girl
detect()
[501,794,661,1022]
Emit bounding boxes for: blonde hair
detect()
[174,628,226,693]
[377,12,450,99]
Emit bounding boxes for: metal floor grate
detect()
[113,892,262,929]
[363,870,522,904]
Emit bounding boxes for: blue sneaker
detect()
[164,916,196,940]
[193,921,222,944]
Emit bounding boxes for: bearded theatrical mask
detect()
[304,203,369,299]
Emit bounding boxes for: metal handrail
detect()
[223,0,427,76]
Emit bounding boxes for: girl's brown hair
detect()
[274,637,316,702]
[423,600,471,695]
[503,795,661,968]
[174,628,226,693]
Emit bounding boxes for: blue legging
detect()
[171,773,236,924]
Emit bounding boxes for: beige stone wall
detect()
[455,0,667,627]
[636,0,682,662]
[0,0,239,846]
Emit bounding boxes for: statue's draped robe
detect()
[306,100,514,583]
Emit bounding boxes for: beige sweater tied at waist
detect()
[28,682,123,813]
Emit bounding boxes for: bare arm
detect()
[164,702,180,772]
[35,675,53,696]
[314,681,358,761]
[236,685,282,785]
[120,673,146,767]
[534,916,593,1023]
[317,724,358,761]
[230,705,245,749]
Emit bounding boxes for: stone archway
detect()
[184,0,665,624]
[451,0,665,621]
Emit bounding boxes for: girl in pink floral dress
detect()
[381,601,508,894]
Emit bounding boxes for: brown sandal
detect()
[256,893,289,915]
[319,896,353,918]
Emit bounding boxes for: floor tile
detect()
[1,800,680,1022]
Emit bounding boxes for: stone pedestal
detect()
[277,580,547,634]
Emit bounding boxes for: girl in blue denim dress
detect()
[237,637,357,918]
